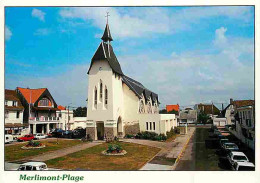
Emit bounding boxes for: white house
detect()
[16,87,63,134]
[86,23,177,140]
[5,89,27,135]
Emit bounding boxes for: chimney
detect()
[230,98,233,104]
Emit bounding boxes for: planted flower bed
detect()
[102,143,127,156]
[21,140,45,149]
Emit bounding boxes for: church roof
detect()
[87,42,123,75]
[122,75,159,103]
[101,24,113,42]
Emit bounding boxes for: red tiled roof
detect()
[232,100,254,108]
[166,104,179,112]
[58,105,66,110]
[5,89,24,110]
[17,87,46,104]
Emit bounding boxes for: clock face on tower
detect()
[99,67,102,71]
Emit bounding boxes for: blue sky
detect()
[5,6,254,109]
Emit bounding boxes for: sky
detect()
[5,6,254,109]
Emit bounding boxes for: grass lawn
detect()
[46,142,160,170]
[5,139,84,162]
[194,128,222,171]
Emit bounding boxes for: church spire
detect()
[101,12,113,42]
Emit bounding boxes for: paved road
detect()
[137,127,195,170]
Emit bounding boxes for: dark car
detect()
[72,127,86,139]
[50,128,64,137]
[62,130,73,138]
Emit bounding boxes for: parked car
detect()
[51,128,64,137]
[219,138,229,148]
[12,133,23,140]
[34,134,47,140]
[72,127,86,139]
[62,130,73,138]
[227,151,249,166]
[232,161,255,171]
[17,162,48,171]
[5,134,14,144]
[17,134,35,142]
[223,142,239,152]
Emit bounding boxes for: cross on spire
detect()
[105,12,110,24]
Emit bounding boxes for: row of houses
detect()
[4,88,86,136]
[165,98,255,150]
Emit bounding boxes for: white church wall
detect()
[87,60,114,121]
[111,72,124,121]
[122,83,139,122]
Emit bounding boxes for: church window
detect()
[146,122,149,131]
[149,122,152,130]
[100,80,103,102]
[94,87,97,108]
[105,87,108,107]
[153,122,155,130]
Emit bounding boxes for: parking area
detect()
[175,127,255,171]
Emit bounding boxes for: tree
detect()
[197,112,210,124]
[73,107,87,117]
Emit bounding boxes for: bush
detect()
[26,140,42,147]
[125,134,134,138]
[134,131,167,141]
[107,143,123,153]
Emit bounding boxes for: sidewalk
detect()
[11,141,102,162]
[140,127,195,170]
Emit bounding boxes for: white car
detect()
[18,162,48,171]
[227,151,249,166]
[232,161,255,171]
[34,134,47,140]
[5,135,14,144]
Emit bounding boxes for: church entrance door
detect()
[96,122,104,140]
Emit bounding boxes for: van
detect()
[5,134,14,144]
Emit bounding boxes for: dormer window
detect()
[39,98,49,107]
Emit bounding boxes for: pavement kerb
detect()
[139,147,164,170]
[172,128,195,170]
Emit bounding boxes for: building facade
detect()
[4,89,27,135]
[16,87,62,134]
[86,23,176,140]
[178,109,197,125]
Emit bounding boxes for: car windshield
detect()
[233,155,248,161]
[225,144,237,148]
[19,166,25,170]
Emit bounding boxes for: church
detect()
[86,22,177,140]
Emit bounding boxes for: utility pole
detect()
[67,106,69,130]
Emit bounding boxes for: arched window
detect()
[100,80,103,102]
[105,87,108,107]
[94,87,97,109]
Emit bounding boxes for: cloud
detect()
[59,7,253,39]
[213,27,228,48]
[6,64,88,107]
[32,8,46,22]
[34,28,51,36]
[118,27,254,108]
[5,26,12,41]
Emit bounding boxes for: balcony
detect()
[29,116,60,122]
